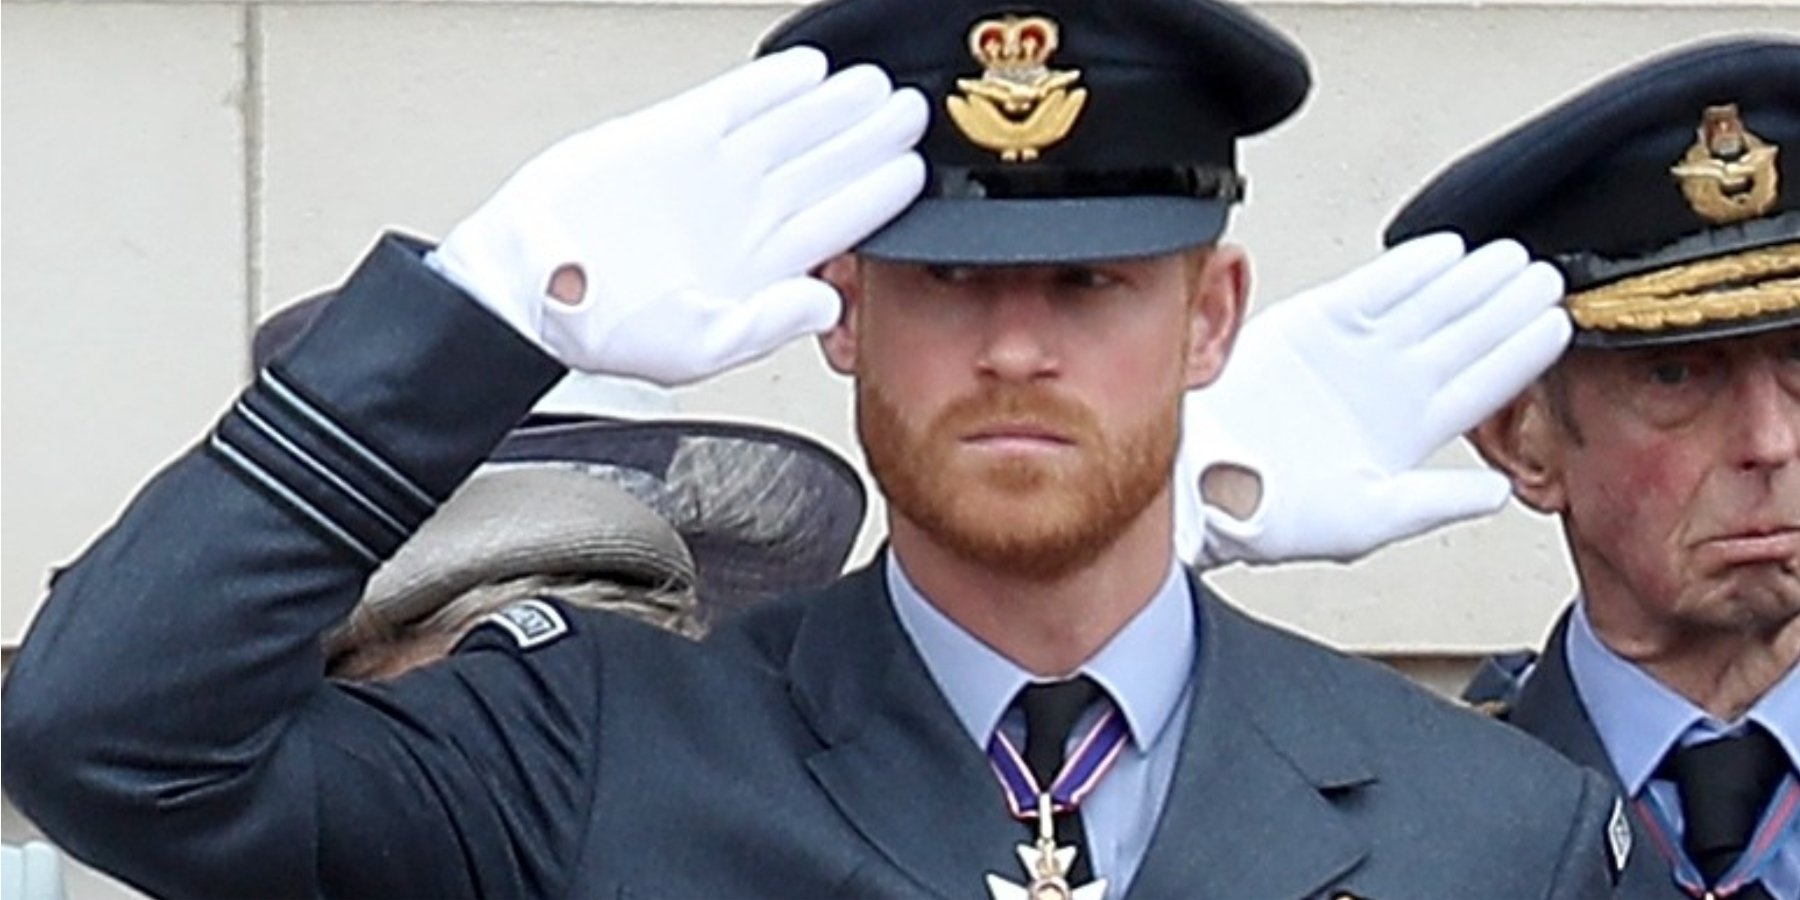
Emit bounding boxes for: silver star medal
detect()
[986,794,1108,900]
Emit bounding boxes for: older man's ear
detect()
[1468,384,1569,515]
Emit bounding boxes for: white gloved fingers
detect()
[590,279,839,382]
[758,87,929,219]
[677,46,832,137]
[538,279,835,385]
[1424,304,1571,432]
[1414,259,1564,388]
[723,64,897,175]
[1314,232,1467,322]
[753,151,927,280]
[1369,469,1514,544]
[1389,239,1531,344]
[434,46,912,385]
[694,277,844,369]
[1185,237,1553,567]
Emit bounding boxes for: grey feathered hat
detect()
[333,465,700,653]
[256,293,869,619]
[488,416,867,616]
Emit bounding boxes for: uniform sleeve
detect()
[311,606,615,899]
[0,234,581,898]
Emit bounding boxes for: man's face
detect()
[819,249,1244,579]
[1499,328,1800,654]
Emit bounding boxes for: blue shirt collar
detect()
[885,550,1196,751]
[1566,598,1800,794]
[1753,659,1800,769]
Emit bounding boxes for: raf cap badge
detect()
[1670,103,1781,224]
[947,15,1087,162]
[1567,102,1795,335]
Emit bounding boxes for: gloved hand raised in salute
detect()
[430,46,928,385]
[1178,234,1572,566]
[427,49,1572,572]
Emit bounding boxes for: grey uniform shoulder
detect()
[1242,606,1584,776]
[1459,650,1540,721]
[707,571,864,671]
[1206,595,1614,813]
[1205,598,1622,893]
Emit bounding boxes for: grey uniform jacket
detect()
[2,236,1623,899]
[1508,611,1687,899]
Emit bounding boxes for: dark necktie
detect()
[1020,677,1101,885]
[1660,726,1787,898]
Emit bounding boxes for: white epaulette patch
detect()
[1606,797,1632,881]
[482,598,569,650]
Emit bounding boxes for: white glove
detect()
[429,47,928,385]
[1176,234,1571,566]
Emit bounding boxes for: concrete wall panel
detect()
[7,0,1798,652]
[2,3,248,640]
[256,3,790,309]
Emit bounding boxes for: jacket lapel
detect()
[1510,610,1615,775]
[1510,607,1685,899]
[1129,581,1370,899]
[785,563,1024,899]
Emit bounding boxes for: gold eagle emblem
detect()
[946,16,1087,162]
[1670,104,1781,224]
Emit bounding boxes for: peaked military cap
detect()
[1386,36,1800,348]
[758,0,1311,264]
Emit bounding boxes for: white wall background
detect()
[4,2,1798,894]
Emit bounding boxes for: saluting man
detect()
[6,0,1621,897]
[1393,37,1800,900]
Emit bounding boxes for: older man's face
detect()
[1550,328,1800,651]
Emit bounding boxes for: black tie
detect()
[1660,726,1787,897]
[1020,677,1101,885]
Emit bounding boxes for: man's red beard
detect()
[859,377,1178,581]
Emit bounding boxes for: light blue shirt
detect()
[885,552,1195,898]
[1566,599,1800,898]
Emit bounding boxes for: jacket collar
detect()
[787,563,1022,899]
[1510,607,1687,899]
[1512,609,1624,781]
[783,564,1377,899]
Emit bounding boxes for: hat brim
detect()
[490,417,867,617]
[857,196,1230,265]
[348,467,698,643]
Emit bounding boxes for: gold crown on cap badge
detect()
[1565,103,1796,334]
[1670,103,1781,224]
[946,15,1088,162]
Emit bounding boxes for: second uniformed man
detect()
[1393,36,1800,900]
